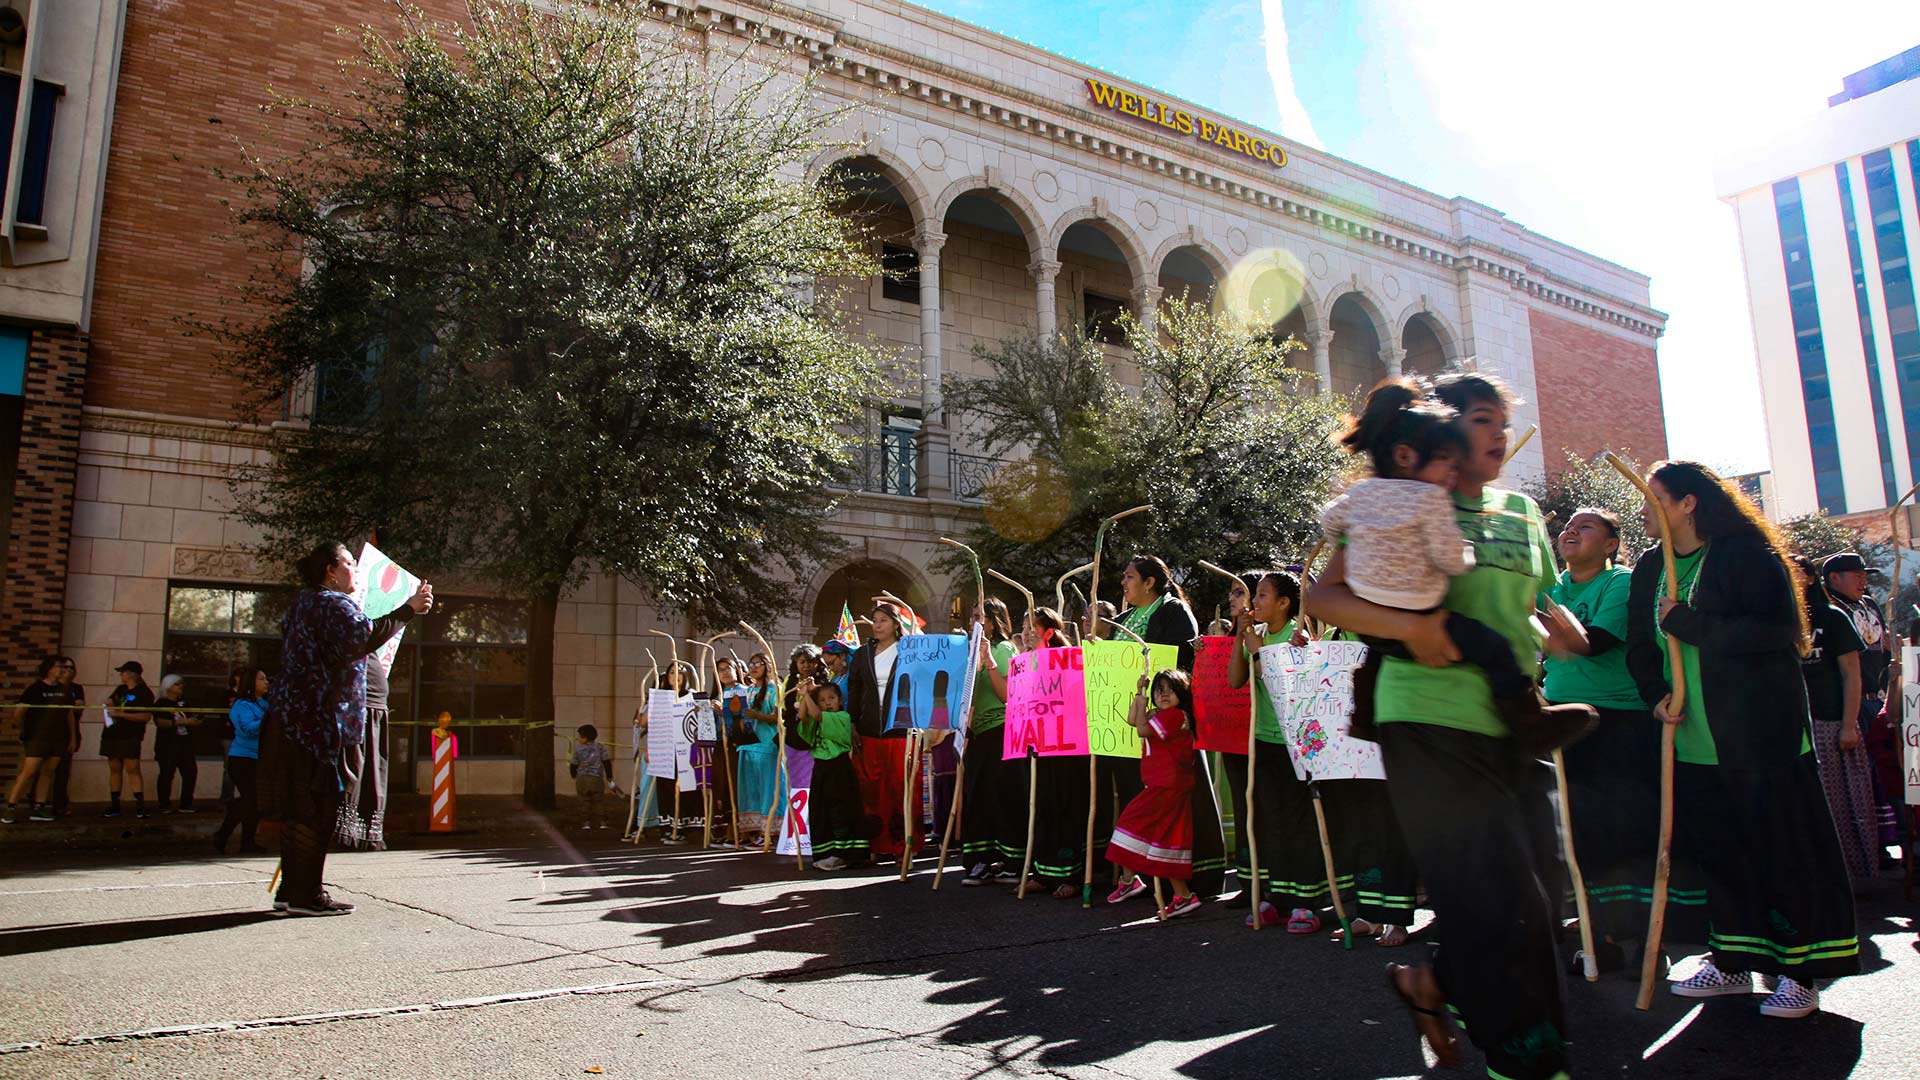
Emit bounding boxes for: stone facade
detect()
[8,0,1670,799]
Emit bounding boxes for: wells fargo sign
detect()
[1085,79,1287,169]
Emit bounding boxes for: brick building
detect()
[2,0,1668,799]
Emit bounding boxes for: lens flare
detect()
[982,458,1072,543]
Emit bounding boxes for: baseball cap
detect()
[114,660,143,675]
[821,640,852,656]
[1821,552,1881,576]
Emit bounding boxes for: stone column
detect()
[917,226,950,498]
[1309,329,1335,395]
[1380,345,1406,378]
[1030,258,1062,343]
[1132,282,1163,338]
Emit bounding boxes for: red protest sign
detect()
[1192,635,1251,753]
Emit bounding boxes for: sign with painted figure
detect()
[776,748,815,856]
[1082,639,1179,759]
[1257,639,1384,782]
[884,633,972,733]
[1904,647,1920,806]
[1192,635,1252,754]
[1003,647,1089,759]
[351,542,421,678]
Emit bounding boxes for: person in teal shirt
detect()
[1626,460,1857,1020]
[1540,508,1693,971]
[1309,373,1572,1079]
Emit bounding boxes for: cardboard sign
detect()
[351,542,421,678]
[884,633,972,733]
[1904,647,1919,807]
[1003,647,1088,759]
[1257,640,1384,782]
[1192,635,1252,753]
[645,688,705,784]
[776,747,815,856]
[1082,639,1179,759]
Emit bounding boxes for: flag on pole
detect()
[833,603,862,649]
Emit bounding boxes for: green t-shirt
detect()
[1375,488,1555,736]
[1656,546,1716,764]
[1542,566,1642,710]
[803,710,854,760]
[1249,620,1297,744]
[969,639,1018,733]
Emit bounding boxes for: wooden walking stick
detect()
[1309,780,1353,947]
[1092,619,1152,909]
[1554,746,1600,982]
[1083,505,1153,905]
[1887,480,1920,627]
[739,622,803,872]
[1604,452,1685,1010]
[898,729,920,880]
[1019,746,1039,899]
[694,634,741,847]
[933,537,989,890]
[1055,561,1095,624]
[1198,559,1268,930]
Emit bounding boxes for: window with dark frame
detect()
[1083,291,1128,345]
[879,243,921,304]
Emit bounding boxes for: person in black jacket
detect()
[845,601,914,862]
[1625,460,1857,1020]
[1098,556,1230,898]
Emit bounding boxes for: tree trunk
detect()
[523,583,561,809]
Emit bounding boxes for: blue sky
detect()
[920,0,1920,476]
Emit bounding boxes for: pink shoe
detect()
[1286,908,1321,934]
[1107,877,1148,904]
[1244,901,1281,928]
[1163,894,1203,919]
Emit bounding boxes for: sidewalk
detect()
[0,794,590,853]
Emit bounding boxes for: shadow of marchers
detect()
[0,910,283,958]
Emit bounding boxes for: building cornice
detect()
[648,1,1667,341]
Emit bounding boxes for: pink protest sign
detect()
[1001,647,1089,759]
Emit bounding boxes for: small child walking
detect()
[1105,668,1202,920]
[1321,378,1593,751]
[570,725,614,830]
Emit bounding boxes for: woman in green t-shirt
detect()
[958,599,1024,886]
[1541,508,1682,970]
[1224,570,1333,931]
[1308,372,1568,1078]
[1624,460,1857,1020]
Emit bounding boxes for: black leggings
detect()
[215,757,259,847]
[157,749,199,807]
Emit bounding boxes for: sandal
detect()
[1286,908,1322,934]
[1332,918,1379,944]
[1376,924,1409,948]
[1386,962,1460,1068]
[1052,883,1078,900]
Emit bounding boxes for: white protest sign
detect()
[1257,639,1384,782]
[1904,647,1919,807]
[775,787,814,856]
[645,688,699,783]
[351,542,422,678]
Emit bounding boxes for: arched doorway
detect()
[1402,312,1450,377]
[810,559,934,643]
[1328,293,1385,398]
[1059,219,1140,348]
[1271,307,1315,379]
[1157,245,1219,308]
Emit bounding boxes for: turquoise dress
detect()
[733,683,785,831]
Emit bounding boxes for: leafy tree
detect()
[942,297,1348,624]
[1527,449,1652,567]
[1778,512,1888,566]
[218,1,884,804]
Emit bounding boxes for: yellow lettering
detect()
[1231,130,1254,156]
[1249,137,1269,160]
[1150,101,1178,130]
[1174,111,1194,135]
[1198,118,1218,141]
[1213,123,1236,148]
[1268,143,1288,167]
[1086,79,1123,110]
[1119,91,1142,117]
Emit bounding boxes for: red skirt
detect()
[1105,783,1194,880]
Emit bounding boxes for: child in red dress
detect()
[1105,668,1202,919]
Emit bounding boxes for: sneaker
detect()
[103,807,122,818]
[134,805,151,819]
[179,804,198,814]
[28,806,53,822]
[160,806,176,815]
[1244,901,1281,928]
[994,867,1023,883]
[1670,958,1754,998]
[962,862,991,887]
[1107,877,1149,905]
[1163,894,1203,919]
[812,856,848,871]
[1758,977,1819,1018]
[270,900,289,913]
[286,892,355,917]
[0,806,15,824]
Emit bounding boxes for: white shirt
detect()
[871,643,898,698]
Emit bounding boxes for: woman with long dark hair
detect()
[213,668,270,855]
[262,541,431,916]
[1021,606,1092,898]
[1627,462,1858,1018]
[1102,555,1228,898]
[1308,372,1571,1076]
[958,598,1023,886]
[846,601,915,862]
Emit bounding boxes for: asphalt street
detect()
[1,825,1915,1079]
